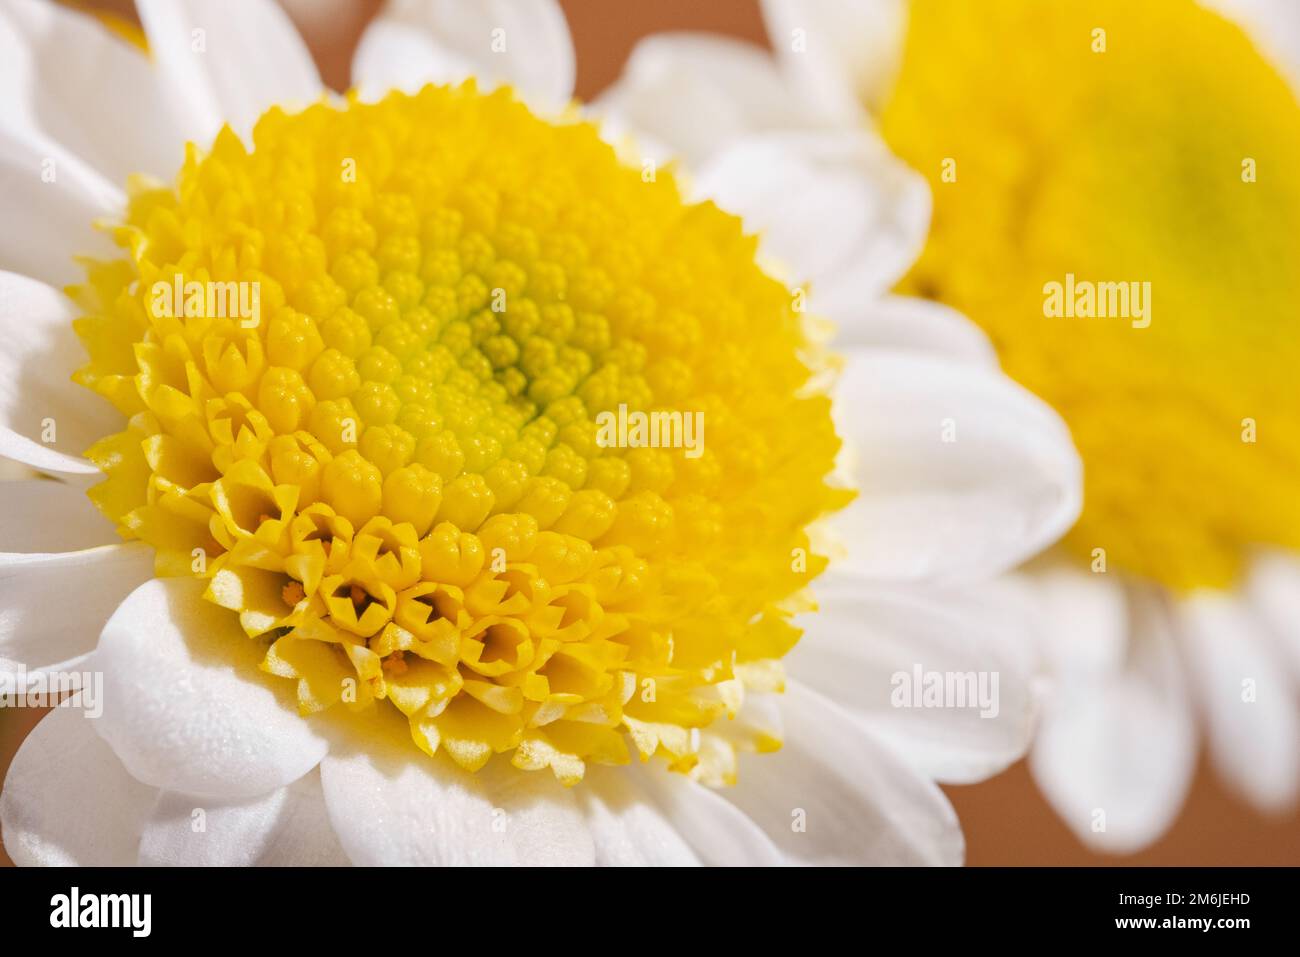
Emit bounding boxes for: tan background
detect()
[1,0,1296,866]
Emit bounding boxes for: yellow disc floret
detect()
[71,84,848,785]
[880,0,1300,591]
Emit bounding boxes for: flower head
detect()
[879,0,1300,591]
[74,82,848,785]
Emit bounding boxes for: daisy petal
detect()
[0,543,152,672]
[691,129,930,319]
[1,704,157,866]
[0,479,118,552]
[353,0,575,109]
[760,0,906,120]
[1245,550,1300,683]
[0,125,120,288]
[833,348,1082,583]
[627,762,784,866]
[136,0,322,146]
[1030,583,1197,853]
[594,33,816,167]
[319,708,593,866]
[1177,590,1300,813]
[93,576,329,799]
[722,681,963,865]
[1202,0,1300,95]
[138,770,349,866]
[351,16,476,99]
[578,767,700,866]
[0,427,97,476]
[0,0,184,181]
[1030,561,1131,678]
[711,690,785,755]
[0,271,122,470]
[834,295,997,367]
[789,569,1036,783]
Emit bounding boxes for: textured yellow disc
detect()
[71,84,848,784]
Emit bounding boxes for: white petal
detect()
[0,427,98,476]
[0,0,185,182]
[593,33,817,168]
[319,708,593,866]
[138,770,349,866]
[1201,0,1300,95]
[760,0,906,120]
[626,762,784,866]
[1030,584,1197,853]
[0,543,152,671]
[251,770,351,866]
[832,349,1082,583]
[92,576,329,799]
[722,682,963,865]
[0,479,118,552]
[0,475,117,548]
[1177,590,1300,812]
[834,295,997,367]
[353,0,575,110]
[711,689,785,754]
[136,0,322,146]
[1,704,157,865]
[578,767,700,866]
[691,129,930,319]
[351,17,477,99]
[1245,550,1300,683]
[0,427,98,475]
[1028,560,1130,679]
[0,124,120,288]
[789,569,1037,783]
[0,271,122,470]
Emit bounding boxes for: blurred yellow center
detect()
[880,0,1300,591]
[72,85,847,785]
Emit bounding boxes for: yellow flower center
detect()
[72,84,847,785]
[879,0,1300,590]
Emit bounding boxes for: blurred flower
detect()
[747,0,1300,850]
[0,0,1078,866]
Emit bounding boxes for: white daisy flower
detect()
[0,0,1079,867]
[701,0,1300,852]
